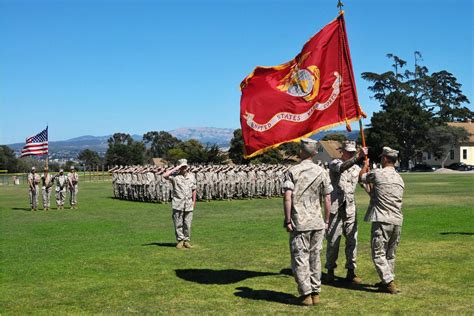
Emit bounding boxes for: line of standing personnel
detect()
[111,164,289,203]
[27,166,79,211]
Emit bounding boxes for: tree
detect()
[143,131,181,158]
[166,148,188,164]
[203,144,226,164]
[366,91,432,167]
[178,139,206,164]
[228,129,247,164]
[322,133,347,143]
[228,128,288,165]
[77,149,101,166]
[105,133,146,166]
[108,133,134,146]
[0,146,19,172]
[425,125,469,168]
[250,148,284,165]
[424,71,472,121]
[362,53,471,167]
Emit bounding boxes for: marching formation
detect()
[110,164,290,202]
[27,166,79,211]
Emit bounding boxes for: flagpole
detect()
[336,1,369,163]
[45,125,49,170]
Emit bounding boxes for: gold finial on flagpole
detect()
[337,0,344,14]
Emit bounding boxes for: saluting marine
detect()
[325,140,367,284]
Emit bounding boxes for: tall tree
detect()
[366,91,432,167]
[105,133,145,166]
[143,131,181,158]
[0,145,19,172]
[228,129,247,164]
[362,53,472,167]
[77,149,101,166]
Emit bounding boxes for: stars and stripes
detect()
[20,127,49,157]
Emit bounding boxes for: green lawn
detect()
[1,174,473,314]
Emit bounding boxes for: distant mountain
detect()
[169,127,234,148]
[5,127,360,159]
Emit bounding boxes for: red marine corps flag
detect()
[240,13,365,158]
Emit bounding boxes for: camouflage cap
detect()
[380,146,399,158]
[31,166,36,171]
[177,159,188,168]
[59,168,64,172]
[340,140,357,152]
[300,138,318,155]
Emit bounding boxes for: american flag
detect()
[20,127,49,157]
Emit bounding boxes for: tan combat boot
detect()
[386,281,399,294]
[176,241,184,249]
[346,269,362,284]
[298,294,313,306]
[183,241,193,249]
[311,293,320,305]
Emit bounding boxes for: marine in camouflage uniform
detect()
[247,168,256,199]
[283,139,333,306]
[41,168,54,210]
[360,147,405,294]
[164,159,197,249]
[27,167,40,211]
[55,169,68,209]
[325,141,367,283]
[68,166,79,209]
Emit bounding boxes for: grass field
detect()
[1,174,473,314]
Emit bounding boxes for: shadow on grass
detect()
[12,207,32,212]
[234,286,297,305]
[175,269,279,285]
[142,242,176,247]
[440,232,474,236]
[280,268,379,293]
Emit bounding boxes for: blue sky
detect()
[1,0,472,144]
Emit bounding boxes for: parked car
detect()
[446,162,474,171]
[410,163,436,172]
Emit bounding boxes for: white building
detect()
[422,121,474,167]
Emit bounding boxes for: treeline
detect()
[103,130,302,167]
[361,52,472,168]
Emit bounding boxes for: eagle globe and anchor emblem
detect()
[244,57,342,133]
[277,64,321,101]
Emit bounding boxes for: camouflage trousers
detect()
[290,229,324,296]
[172,209,193,242]
[42,187,52,209]
[29,186,39,209]
[69,186,78,206]
[371,222,402,284]
[325,207,358,270]
[56,188,66,206]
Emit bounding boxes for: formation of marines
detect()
[27,166,79,211]
[110,163,291,202]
